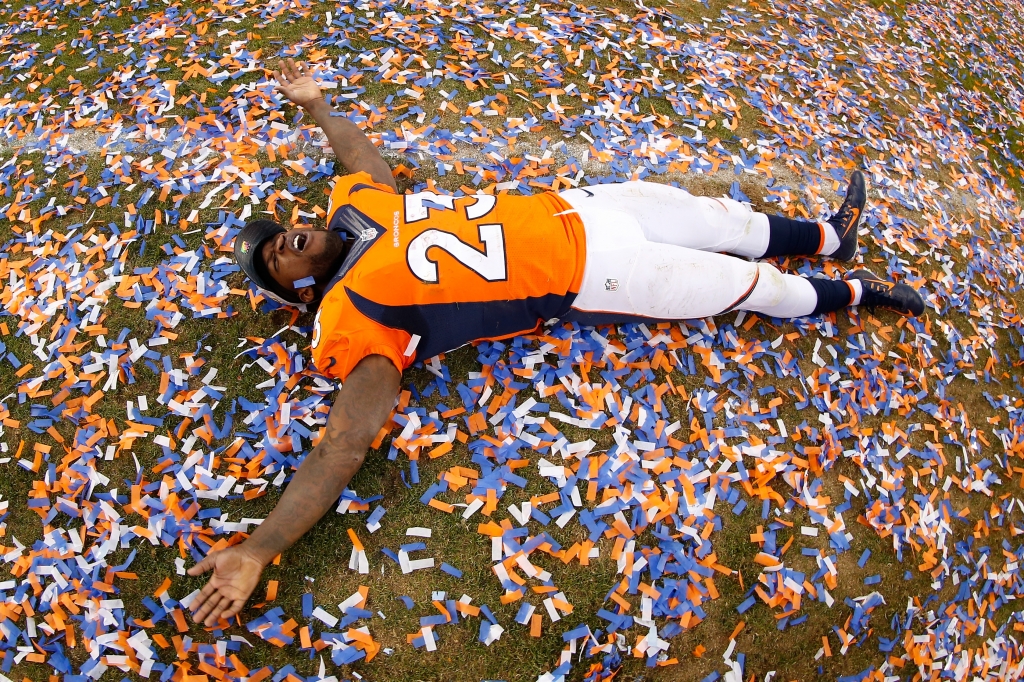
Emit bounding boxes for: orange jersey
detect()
[310,172,586,381]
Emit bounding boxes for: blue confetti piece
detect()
[440,562,463,578]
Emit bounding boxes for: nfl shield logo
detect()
[605,278,619,291]
[360,228,378,242]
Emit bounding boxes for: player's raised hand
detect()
[186,545,266,627]
[273,58,323,108]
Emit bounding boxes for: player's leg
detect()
[562,186,923,323]
[760,171,865,262]
[728,265,924,318]
[564,203,923,322]
[559,173,865,261]
[561,181,771,256]
[741,264,844,318]
[563,199,761,321]
[568,237,770,322]
[569,250,923,322]
[569,200,913,319]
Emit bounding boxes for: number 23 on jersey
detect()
[403,191,507,284]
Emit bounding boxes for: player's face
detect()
[262,227,345,296]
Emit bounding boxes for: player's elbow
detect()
[308,442,368,469]
[341,448,368,467]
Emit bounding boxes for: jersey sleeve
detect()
[312,316,411,382]
[326,171,397,218]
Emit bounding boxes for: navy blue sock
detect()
[764,215,824,257]
[807,278,854,315]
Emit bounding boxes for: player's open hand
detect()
[186,544,265,627]
[273,58,323,108]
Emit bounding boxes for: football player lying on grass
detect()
[187,58,925,626]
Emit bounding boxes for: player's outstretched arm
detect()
[187,354,401,626]
[273,57,398,192]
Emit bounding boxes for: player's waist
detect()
[347,287,578,361]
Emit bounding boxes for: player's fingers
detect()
[191,591,220,623]
[220,599,246,623]
[191,589,219,622]
[192,577,225,614]
[205,597,230,627]
[276,68,290,85]
[213,598,245,625]
[210,598,238,628]
[201,594,228,627]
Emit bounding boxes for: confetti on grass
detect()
[3,0,1024,680]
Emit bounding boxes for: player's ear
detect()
[297,286,316,303]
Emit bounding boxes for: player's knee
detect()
[720,196,752,216]
[753,263,788,307]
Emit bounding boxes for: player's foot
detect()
[846,270,925,317]
[829,170,866,262]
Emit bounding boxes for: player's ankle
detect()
[818,221,841,255]
[848,278,863,305]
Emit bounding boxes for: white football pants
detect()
[558,182,819,322]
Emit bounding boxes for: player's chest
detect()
[348,192,512,287]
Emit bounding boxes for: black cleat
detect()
[829,170,866,262]
[846,270,925,317]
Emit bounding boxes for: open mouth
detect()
[292,232,308,252]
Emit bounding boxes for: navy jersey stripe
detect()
[348,183,381,195]
[322,205,387,300]
[346,288,577,360]
[561,309,665,327]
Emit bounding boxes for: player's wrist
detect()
[301,96,329,114]
[240,533,282,567]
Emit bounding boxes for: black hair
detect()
[247,221,303,304]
